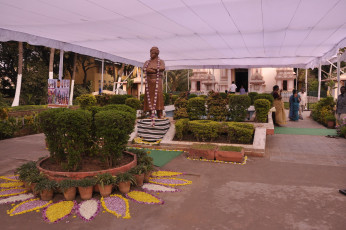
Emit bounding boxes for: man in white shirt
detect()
[298,88,307,120]
[229,81,237,94]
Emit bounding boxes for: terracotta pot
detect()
[78,186,93,200]
[30,183,39,196]
[63,187,77,201]
[144,172,152,183]
[97,184,113,197]
[23,182,31,191]
[93,185,100,193]
[134,174,145,187]
[327,121,335,128]
[40,189,54,201]
[118,181,131,194]
[215,148,245,163]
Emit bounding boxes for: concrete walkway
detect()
[0,113,345,230]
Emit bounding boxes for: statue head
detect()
[150,46,159,59]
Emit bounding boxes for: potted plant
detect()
[129,165,146,187]
[188,144,217,160]
[35,178,57,201]
[26,171,46,196]
[96,173,116,197]
[58,179,77,201]
[142,163,155,183]
[326,115,336,128]
[16,161,36,191]
[115,172,136,194]
[77,177,96,200]
[215,145,244,163]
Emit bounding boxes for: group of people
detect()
[226,82,247,95]
[271,86,307,126]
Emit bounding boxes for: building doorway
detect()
[234,69,248,92]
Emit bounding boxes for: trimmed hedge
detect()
[227,122,254,144]
[77,94,96,109]
[173,108,189,120]
[228,95,251,121]
[100,104,136,118]
[311,97,335,125]
[248,92,258,105]
[125,97,141,110]
[188,94,198,99]
[174,97,188,109]
[206,91,228,121]
[171,95,179,104]
[95,110,136,167]
[175,118,189,140]
[254,93,274,107]
[187,97,206,120]
[95,94,111,106]
[188,120,221,141]
[254,99,271,123]
[109,94,133,104]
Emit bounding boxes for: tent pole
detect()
[140,68,143,95]
[165,71,168,93]
[58,50,64,81]
[101,59,104,94]
[337,50,341,99]
[296,68,298,89]
[305,69,308,92]
[48,48,55,79]
[318,63,321,101]
[188,70,190,91]
[69,53,77,106]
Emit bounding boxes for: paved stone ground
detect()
[0,112,345,230]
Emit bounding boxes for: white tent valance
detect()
[1,0,346,70]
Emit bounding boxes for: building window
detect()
[283,80,287,91]
[197,81,201,91]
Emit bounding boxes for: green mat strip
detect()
[274,127,337,136]
[128,148,183,167]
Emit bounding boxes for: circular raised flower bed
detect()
[37,151,137,181]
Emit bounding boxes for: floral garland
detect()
[76,199,101,221]
[0,188,27,197]
[133,137,161,145]
[125,190,164,205]
[0,181,24,189]
[0,193,34,205]
[43,200,77,223]
[149,178,192,186]
[151,170,185,178]
[0,175,19,182]
[101,194,131,219]
[142,183,181,193]
[187,155,248,165]
[7,198,52,216]
[143,58,161,126]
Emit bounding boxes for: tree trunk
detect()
[48,48,55,79]
[69,53,77,106]
[12,42,23,107]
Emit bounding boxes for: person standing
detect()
[289,89,301,121]
[229,81,237,94]
[336,86,346,121]
[298,88,307,120]
[239,85,246,95]
[271,85,286,126]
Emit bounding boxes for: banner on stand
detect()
[48,79,70,107]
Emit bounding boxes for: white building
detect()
[190,68,296,94]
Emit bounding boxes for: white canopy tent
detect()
[1,0,346,70]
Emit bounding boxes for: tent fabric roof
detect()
[1,0,346,70]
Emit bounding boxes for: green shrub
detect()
[174,97,187,109]
[219,146,243,152]
[254,99,271,123]
[77,177,97,187]
[188,94,198,99]
[94,110,136,167]
[219,92,228,99]
[58,179,78,192]
[34,178,57,192]
[163,93,171,105]
[129,165,146,175]
[254,94,274,107]
[188,120,222,141]
[206,91,228,121]
[8,105,47,112]
[340,126,346,138]
[56,109,92,171]
[16,161,37,182]
[325,114,336,122]
[100,104,136,119]
[125,97,141,110]
[109,94,132,104]
[77,94,97,109]
[96,173,116,187]
[248,92,259,105]
[175,118,189,140]
[115,172,136,185]
[227,123,254,144]
[171,95,179,104]
[95,94,111,106]
[311,97,336,125]
[228,95,251,121]
[0,107,8,120]
[187,97,206,120]
[173,108,188,120]
[0,117,19,140]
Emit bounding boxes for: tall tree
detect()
[79,55,97,87]
[48,48,55,79]
[166,69,190,92]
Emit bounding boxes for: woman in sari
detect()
[271,85,286,126]
[289,89,301,121]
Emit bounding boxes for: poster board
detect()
[48,79,70,108]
